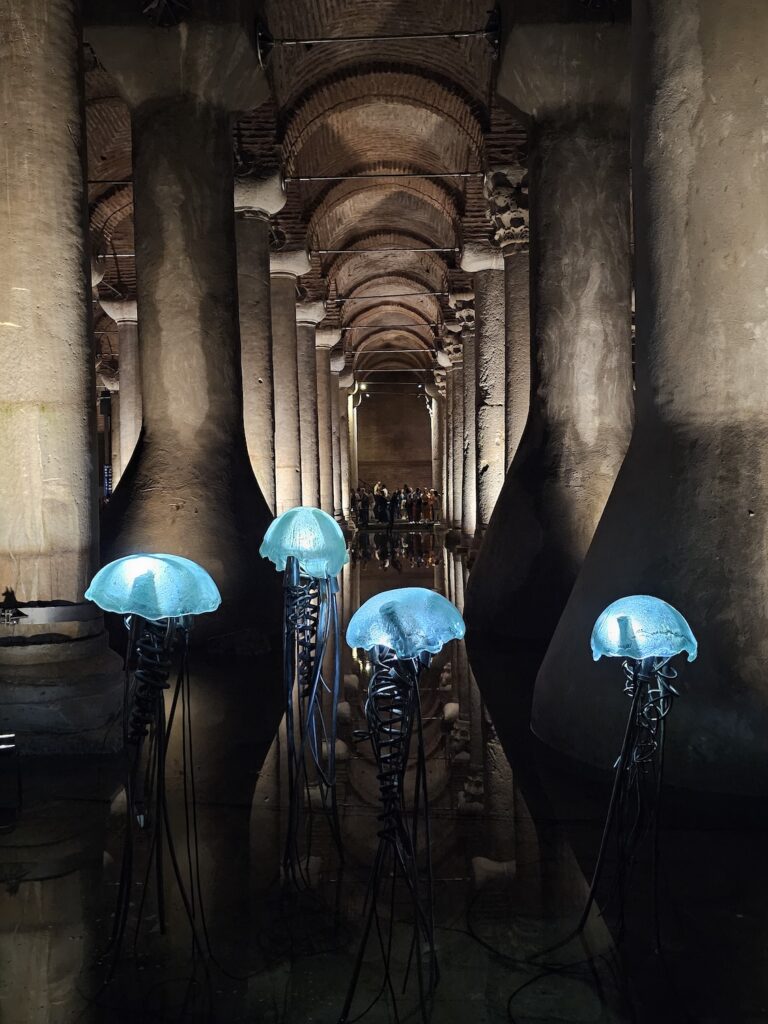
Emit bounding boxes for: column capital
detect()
[484,167,530,254]
[460,242,504,274]
[86,18,268,112]
[296,299,326,326]
[99,297,138,324]
[270,249,311,278]
[316,327,342,350]
[330,351,347,374]
[234,171,286,217]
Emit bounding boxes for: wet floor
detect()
[1,533,767,1023]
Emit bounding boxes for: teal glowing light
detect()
[347,587,465,660]
[85,554,221,621]
[591,595,697,663]
[260,506,348,579]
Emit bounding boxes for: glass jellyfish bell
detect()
[347,587,465,660]
[590,595,697,663]
[85,554,222,621]
[260,506,348,579]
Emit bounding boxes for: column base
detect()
[0,633,123,756]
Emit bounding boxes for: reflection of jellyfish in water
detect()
[340,588,465,1023]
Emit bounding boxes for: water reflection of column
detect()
[452,551,470,717]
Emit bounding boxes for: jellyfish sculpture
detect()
[340,587,465,1024]
[575,595,697,936]
[260,506,348,885]
[85,553,221,966]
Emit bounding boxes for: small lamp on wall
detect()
[260,506,348,886]
[339,586,465,1023]
[85,553,220,965]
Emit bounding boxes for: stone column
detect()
[466,23,633,640]
[270,250,310,515]
[99,297,140,481]
[315,328,341,514]
[89,17,279,638]
[443,372,454,524]
[0,0,121,752]
[348,388,360,491]
[296,300,325,508]
[485,166,531,467]
[534,2,768,795]
[338,374,352,521]
[428,390,443,497]
[330,350,346,522]
[461,326,478,538]
[450,360,465,532]
[234,172,286,513]
[461,245,506,537]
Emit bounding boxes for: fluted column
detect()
[89,16,279,637]
[99,297,140,482]
[485,166,531,467]
[467,23,633,640]
[234,172,286,513]
[461,244,506,537]
[443,371,454,524]
[296,300,325,508]
[0,0,121,752]
[534,1,768,794]
[271,250,310,515]
[461,326,478,538]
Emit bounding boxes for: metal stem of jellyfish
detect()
[108,615,175,965]
[575,655,679,935]
[338,645,438,1024]
[282,555,343,885]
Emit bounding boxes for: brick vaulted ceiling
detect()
[85,1,525,382]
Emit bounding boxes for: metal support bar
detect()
[315,247,459,254]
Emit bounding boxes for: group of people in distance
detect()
[351,482,441,528]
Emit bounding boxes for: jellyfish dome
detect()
[85,554,222,621]
[590,595,697,663]
[347,587,465,660]
[260,506,348,578]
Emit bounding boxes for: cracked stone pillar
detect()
[99,297,140,482]
[296,300,325,508]
[330,350,346,522]
[485,166,531,467]
[88,14,279,638]
[0,0,122,751]
[534,1,768,794]
[461,245,506,538]
[316,328,341,514]
[466,22,633,640]
[234,172,286,513]
[270,249,310,515]
[461,325,478,538]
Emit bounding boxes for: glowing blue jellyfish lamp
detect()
[575,595,697,935]
[85,553,221,962]
[340,587,465,1024]
[260,507,349,884]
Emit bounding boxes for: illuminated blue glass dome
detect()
[260,506,348,579]
[591,595,697,663]
[85,554,222,621]
[347,587,465,659]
